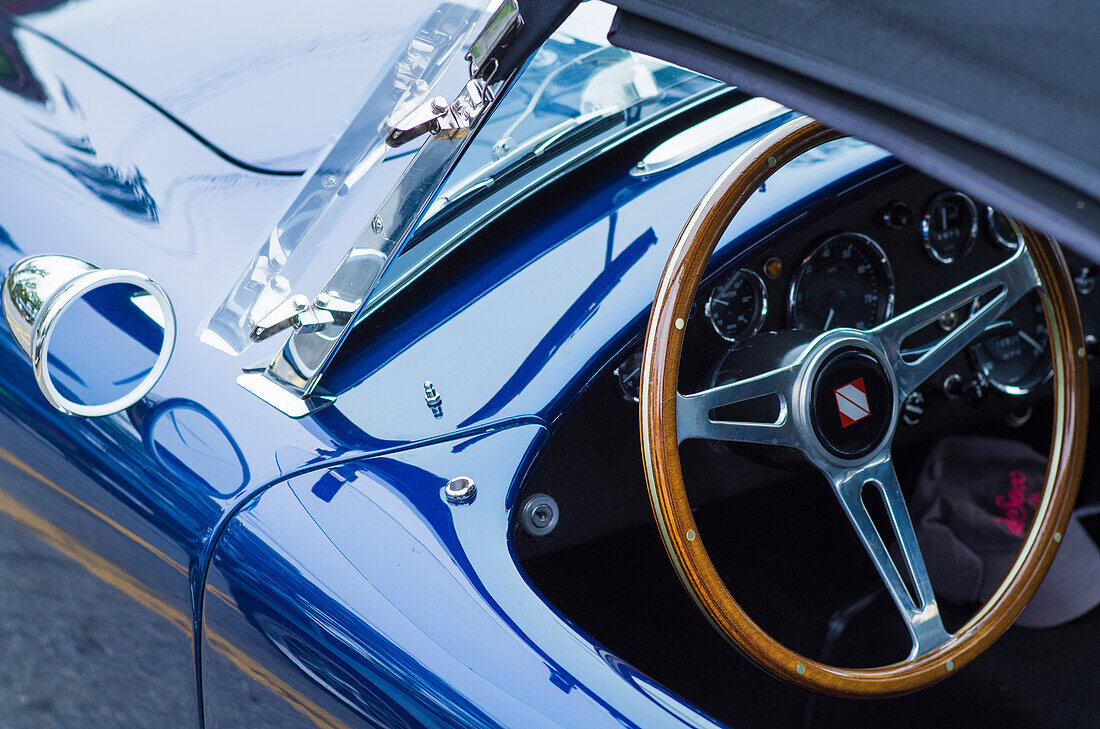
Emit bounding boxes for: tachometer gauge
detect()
[788,233,894,331]
[921,191,978,263]
[969,293,1051,395]
[986,206,1024,251]
[704,268,767,342]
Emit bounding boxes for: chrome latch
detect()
[387,0,522,147]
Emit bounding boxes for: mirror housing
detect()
[3,255,175,417]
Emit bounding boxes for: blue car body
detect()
[0,3,946,728]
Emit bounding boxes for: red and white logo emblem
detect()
[834,377,870,428]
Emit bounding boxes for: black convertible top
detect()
[521,0,1100,258]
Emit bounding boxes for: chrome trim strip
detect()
[630,98,791,177]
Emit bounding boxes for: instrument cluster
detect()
[614,174,1093,418]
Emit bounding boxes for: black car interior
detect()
[514,163,1100,729]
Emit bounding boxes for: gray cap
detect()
[911,435,1100,628]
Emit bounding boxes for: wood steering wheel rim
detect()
[639,116,1089,698]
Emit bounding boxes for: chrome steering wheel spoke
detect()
[872,245,1041,397]
[676,363,800,447]
[823,455,952,658]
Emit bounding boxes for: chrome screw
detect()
[371,215,384,235]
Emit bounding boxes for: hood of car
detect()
[0,0,423,172]
[595,0,1100,260]
[8,0,1097,260]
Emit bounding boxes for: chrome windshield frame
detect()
[219,0,524,416]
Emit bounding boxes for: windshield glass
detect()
[368,1,719,303]
[200,0,718,371]
[433,2,706,202]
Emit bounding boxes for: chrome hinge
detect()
[386,0,522,147]
[250,292,360,341]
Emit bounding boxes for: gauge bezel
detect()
[967,294,1053,396]
[986,205,1025,251]
[704,267,768,343]
[969,348,1053,396]
[920,191,979,264]
[613,347,643,403]
[787,232,895,331]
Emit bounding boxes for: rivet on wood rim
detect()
[1054,531,1063,543]
[675,317,685,330]
[796,663,806,675]
[686,529,696,541]
[945,659,954,672]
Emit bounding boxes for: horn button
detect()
[809,347,895,459]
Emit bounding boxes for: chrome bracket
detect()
[249,291,361,342]
[386,80,491,147]
[386,2,521,147]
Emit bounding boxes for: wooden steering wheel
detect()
[640,116,1088,697]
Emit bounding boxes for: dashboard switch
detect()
[942,373,986,405]
[901,391,925,426]
[882,201,914,229]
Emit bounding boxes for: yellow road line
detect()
[0,445,183,574]
[0,445,237,609]
[0,485,352,729]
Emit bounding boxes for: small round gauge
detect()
[613,347,644,403]
[986,206,1024,250]
[788,233,894,331]
[969,293,1051,395]
[704,268,767,343]
[921,191,979,263]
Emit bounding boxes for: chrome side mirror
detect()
[2,255,175,417]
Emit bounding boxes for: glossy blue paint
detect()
[3,0,438,171]
[325,137,894,440]
[203,425,731,729]
[0,10,901,729]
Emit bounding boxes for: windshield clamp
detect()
[387,0,521,147]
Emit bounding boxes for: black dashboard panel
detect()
[515,168,1100,560]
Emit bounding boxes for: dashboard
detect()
[614,169,1096,418]
[514,166,1099,560]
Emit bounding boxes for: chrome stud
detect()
[424,381,443,419]
[443,476,476,504]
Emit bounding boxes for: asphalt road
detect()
[0,512,197,729]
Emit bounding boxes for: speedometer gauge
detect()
[921,191,978,263]
[788,233,894,331]
[705,268,767,342]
